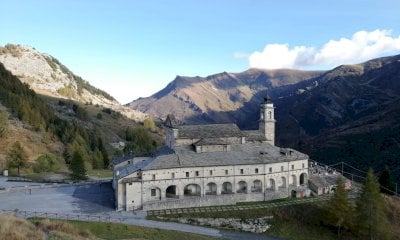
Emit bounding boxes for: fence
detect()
[0,209,123,223]
[310,160,399,197]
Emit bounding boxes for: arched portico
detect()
[267,178,276,191]
[290,174,297,187]
[279,176,287,189]
[300,173,308,185]
[206,182,217,195]
[237,181,247,193]
[222,182,233,194]
[252,180,262,192]
[184,184,201,197]
[166,185,178,198]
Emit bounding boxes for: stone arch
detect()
[237,181,248,193]
[166,185,178,198]
[290,174,297,187]
[279,176,287,189]
[206,182,217,195]
[222,182,233,194]
[300,173,308,185]
[184,184,201,197]
[267,178,276,191]
[252,179,262,192]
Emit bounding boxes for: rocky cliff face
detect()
[0,44,146,121]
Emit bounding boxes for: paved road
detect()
[0,178,279,240]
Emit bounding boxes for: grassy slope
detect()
[0,214,221,240]
[154,196,400,240]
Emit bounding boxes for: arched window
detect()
[252,180,262,192]
[268,111,272,119]
[300,173,308,185]
[166,185,178,198]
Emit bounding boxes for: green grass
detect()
[86,169,113,179]
[63,220,222,240]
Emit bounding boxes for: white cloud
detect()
[248,29,400,69]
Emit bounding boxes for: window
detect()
[186,172,189,177]
[225,170,228,175]
[209,170,213,176]
[269,167,272,173]
[281,166,284,171]
[255,168,259,174]
[240,169,244,174]
[129,183,132,186]
[195,171,199,176]
[152,174,156,180]
[291,165,294,170]
[171,173,175,179]
[151,189,156,196]
[302,163,305,168]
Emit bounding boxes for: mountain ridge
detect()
[0,44,147,122]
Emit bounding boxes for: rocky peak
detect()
[0,44,147,121]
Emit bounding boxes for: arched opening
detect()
[252,180,262,192]
[184,184,201,197]
[150,187,161,200]
[206,182,217,195]
[300,173,308,185]
[268,111,272,119]
[267,178,276,191]
[279,176,287,189]
[166,185,178,198]
[291,175,297,187]
[222,182,233,194]
[237,181,247,193]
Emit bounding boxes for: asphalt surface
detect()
[0,177,279,240]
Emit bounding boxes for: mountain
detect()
[128,54,400,180]
[127,68,324,125]
[0,44,146,121]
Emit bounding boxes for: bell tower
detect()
[259,94,276,145]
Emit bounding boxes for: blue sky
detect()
[1,0,400,103]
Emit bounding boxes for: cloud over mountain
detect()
[249,29,400,69]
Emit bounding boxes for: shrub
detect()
[33,153,61,173]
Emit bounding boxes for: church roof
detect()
[242,130,267,141]
[194,138,230,146]
[143,142,308,170]
[177,123,243,139]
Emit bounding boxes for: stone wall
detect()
[143,190,289,210]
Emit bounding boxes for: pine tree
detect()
[69,150,87,180]
[0,110,8,138]
[327,177,353,236]
[6,141,28,176]
[379,166,395,195]
[98,137,109,169]
[356,168,390,239]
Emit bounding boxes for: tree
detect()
[356,168,390,239]
[379,166,395,195]
[91,148,104,169]
[143,117,156,131]
[0,110,8,138]
[69,150,87,180]
[33,153,60,173]
[327,177,353,236]
[6,141,28,176]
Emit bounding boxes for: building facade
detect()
[113,96,309,211]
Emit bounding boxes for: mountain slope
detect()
[0,44,146,121]
[127,69,324,125]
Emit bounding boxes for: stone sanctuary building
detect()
[113,97,309,211]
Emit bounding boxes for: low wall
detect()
[143,190,289,210]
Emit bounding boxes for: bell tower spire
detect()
[259,93,276,145]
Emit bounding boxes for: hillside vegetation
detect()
[0,62,161,178]
[0,215,220,240]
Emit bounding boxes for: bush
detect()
[33,153,61,173]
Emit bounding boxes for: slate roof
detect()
[242,130,267,141]
[177,123,243,139]
[144,142,308,170]
[194,138,230,146]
